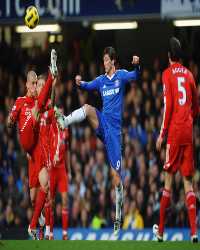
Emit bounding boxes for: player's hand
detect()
[156,135,163,151]
[132,55,139,65]
[75,75,82,86]
[50,49,58,77]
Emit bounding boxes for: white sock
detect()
[63,230,67,236]
[115,182,123,221]
[45,226,50,236]
[64,106,86,127]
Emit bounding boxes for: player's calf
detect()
[112,169,123,235]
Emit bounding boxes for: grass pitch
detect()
[0,241,199,250]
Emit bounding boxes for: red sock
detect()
[30,188,47,229]
[50,207,54,234]
[159,188,171,235]
[45,201,50,226]
[62,208,69,233]
[186,191,197,236]
[37,73,53,111]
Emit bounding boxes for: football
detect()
[24,6,39,29]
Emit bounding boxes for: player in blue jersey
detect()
[56,47,140,234]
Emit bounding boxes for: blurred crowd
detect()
[0,40,200,232]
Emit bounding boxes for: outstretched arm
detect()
[75,75,100,91]
[122,56,140,83]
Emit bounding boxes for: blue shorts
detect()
[95,109,122,178]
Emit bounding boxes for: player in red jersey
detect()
[35,74,56,240]
[28,73,58,239]
[153,37,199,243]
[45,107,70,240]
[32,75,55,240]
[8,49,58,240]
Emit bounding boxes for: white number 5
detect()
[177,77,186,105]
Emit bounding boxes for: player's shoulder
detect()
[96,74,104,79]
[15,96,26,104]
[117,69,128,75]
[162,67,172,84]
[185,67,194,80]
[162,67,171,77]
[95,74,104,82]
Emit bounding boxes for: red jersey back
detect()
[160,63,198,145]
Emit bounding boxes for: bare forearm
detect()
[51,86,56,107]
[7,115,14,128]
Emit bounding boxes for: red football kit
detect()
[10,73,53,188]
[158,62,198,238]
[49,123,69,198]
[160,62,198,176]
[10,96,38,152]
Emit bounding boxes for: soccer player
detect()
[8,49,58,239]
[45,112,70,240]
[56,47,140,234]
[34,75,57,240]
[28,72,58,240]
[153,37,199,243]
[33,74,55,240]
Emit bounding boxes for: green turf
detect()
[0,241,199,250]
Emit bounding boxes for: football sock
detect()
[186,191,197,236]
[45,201,50,227]
[158,188,171,235]
[64,106,86,127]
[50,207,54,234]
[30,187,47,229]
[115,182,123,221]
[62,208,69,234]
[45,226,50,237]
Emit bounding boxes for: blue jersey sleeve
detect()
[80,76,101,91]
[120,68,140,84]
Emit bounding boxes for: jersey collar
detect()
[105,71,117,80]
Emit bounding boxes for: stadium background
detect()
[0,0,200,240]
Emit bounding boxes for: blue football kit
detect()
[80,69,139,178]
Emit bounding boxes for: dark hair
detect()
[168,37,182,61]
[103,46,117,63]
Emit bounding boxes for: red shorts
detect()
[164,143,195,177]
[28,143,44,188]
[50,164,68,198]
[19,117,39,153]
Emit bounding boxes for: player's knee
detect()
[61,194,68,208]
[183,176,193,193]
[41,183,49,193]
[112,170,121,186]
[83,104,94,116]
[164,173,172,189]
